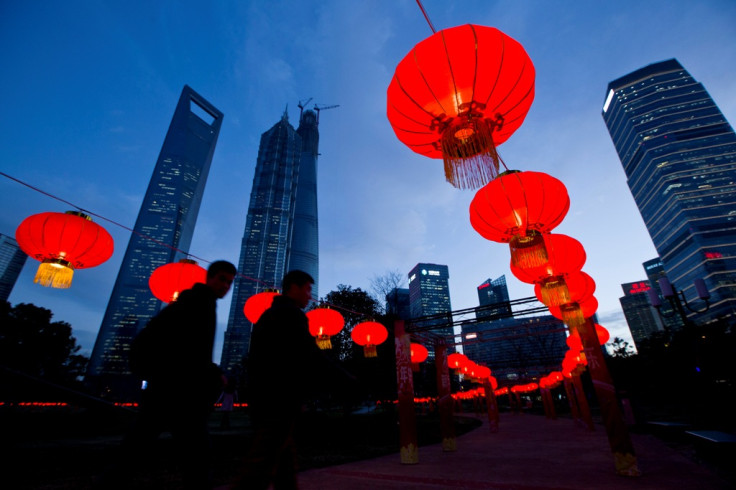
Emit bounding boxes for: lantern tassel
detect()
[363,344,378,358]
[35,259,74,288]
[561,303,585,327]
[440,116,500,189]
[539,276,570,306]
[509,230,548,268]
[316,335,332,350]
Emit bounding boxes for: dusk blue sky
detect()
[2,1,735,361]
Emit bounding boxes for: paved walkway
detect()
[288,413,731,490]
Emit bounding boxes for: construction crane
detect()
[297,97,313,118]
[314,103,339,123]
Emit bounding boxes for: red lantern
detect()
[149,258,207,303]
[387,24,535,189]
[351,321,389,358]
[15,211,114,288]
[470,171,570,267]
[447,352,468,370]
[243,289,280,323]
[595,324,611,345]
[566,333,583,351]
[410,343,429,364]
[306,307,345,349]
[489,376,499,390]
[475,365,491,383]
[534,271,595,307]
[510,234,586,287]
[548,296,598,327]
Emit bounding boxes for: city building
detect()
[619,280,663,349]
[87,86,223,396]
[220,108,321,375]
[602,59,736,326]
[0,233,27,302]
[407,263,453,348]
[643,257,684,331]
[476,275,511,320]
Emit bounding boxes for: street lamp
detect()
[647,277,710,327]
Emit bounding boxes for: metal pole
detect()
[434,338,456,451]
[395,320,419,464]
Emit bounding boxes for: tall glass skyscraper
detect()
[407,263,453,341]
[602,59,736,326]
[476,275,511,320]
[87,86,223,396]
[0,233,27,302]
[220,109,320,375]
[619,280,663,349]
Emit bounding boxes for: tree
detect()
[320,285,382,362]
[369,269,406,314]
[0,301,88,384]
[608,336,635,358]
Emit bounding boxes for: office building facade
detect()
[602,59,736,326]
[476,275,512,320]
[87,86,223,395]
[619,280,664,349]
[0,233,27,302]
[407,263,453,341]
[220,109,320,375]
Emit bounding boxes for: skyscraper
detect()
[87,86,223,395]
[619,280,663,349]
[475,275,511,320]
[0,233,27,302]
[602,59,736,326]
[642,257,683,331]
[407,263,453,340]
[220,108,320,375]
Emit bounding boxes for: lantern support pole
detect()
[563,378,581,426]
[434,338,456,451]
[483,380,500,432]
[577,318,640,476]
[571,373,595,431]
[395,320,419,464]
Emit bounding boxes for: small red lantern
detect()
[306,307,345,350]
[447,352,468,370]
[15,211,114,288]
[351,321,389,358]
[410,342,429,371]
[510,234,586,286]
[548,296,598,327]
[470,171,570,268]
[243,289,280,323]
[566,333,583,351]
[489,376,499,390]
[534,271,595,307]
[595,324,611,345]
[387,25,535,189]
[148,258,206,303]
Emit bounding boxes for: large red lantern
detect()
[510,234,586,287]
[387,24,535,189]
[15,211,114,288]
[470,171,569,267]
[243,289,280,323]
[306,307,345,350]
[447,352,468,370]
[351,321,388,358]
[149,258,207,303]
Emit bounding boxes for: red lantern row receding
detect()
[243,289,280,323]
[534,270,595,307]
[470,170,569,268]
[306,307,345,350]
[15,211,114,288]
[149,258,207,303]
[351,321,388,358]
[387,24,535,189]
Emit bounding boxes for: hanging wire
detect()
[415,0,436,34]
[1,170,372,314]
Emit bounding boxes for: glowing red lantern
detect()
[548,296,598,327]
[243,289,280,323]
[387,24,535,189]
[534,271,595,307]
[149,258,207,303]
[306,307,345,349]
[15,211,114,288]
[447,352,468,370]
[510,234,586,293]
[410,343,429,364]
[566,333,583,351]
[470,171,569,267]
[351,321,389,358]
[475,365,491,382]
[489,376,499,390]
[595,324,611,344]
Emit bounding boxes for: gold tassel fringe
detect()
[540,275,570,306]
[509,231,548,268]
[561,303,585,327]
[316,335,332,350]
[440,117,500,189]
[34,259,74,288]
[363,345,378,358]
